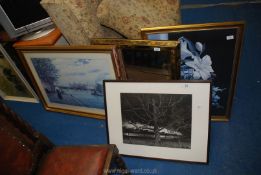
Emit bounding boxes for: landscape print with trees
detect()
[31,56,115,110]
[0,50,34,99]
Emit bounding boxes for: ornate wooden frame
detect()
[91,39,180,80]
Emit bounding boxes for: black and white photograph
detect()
[104,81,211,163]
[121,93,192,149]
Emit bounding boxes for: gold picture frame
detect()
[16,45,125,119]
[141,21,245,121]
[91,39,180,80]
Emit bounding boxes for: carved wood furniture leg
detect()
[111,145,131,175]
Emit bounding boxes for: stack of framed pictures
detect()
[141,21,245,121]
[96,21,244,163]
[13,21,244,163]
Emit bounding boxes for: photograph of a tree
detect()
[121,93,192,149]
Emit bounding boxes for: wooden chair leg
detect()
[111,145,130,175]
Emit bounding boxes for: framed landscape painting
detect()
[141,22,245,121]
[104,81,211,163]
[0,44,38,103]
[17,45,124,119]
[91,39,180,80]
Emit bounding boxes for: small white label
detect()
[226,35,234,40]
[154,47,161,51]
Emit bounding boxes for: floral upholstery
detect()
[97,0,181,39]
[40,0,181,43]
[40,0,122,45]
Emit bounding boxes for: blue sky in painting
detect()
[52,57,114,87]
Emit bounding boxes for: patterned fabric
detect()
[97,0,181,39]
[41,0,122,45]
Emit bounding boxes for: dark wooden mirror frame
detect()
[91,39,180,81]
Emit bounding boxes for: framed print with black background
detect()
[104,81,211,163]
[16,45,125,119]
[91,39,180,81]
[141,22,245,121]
